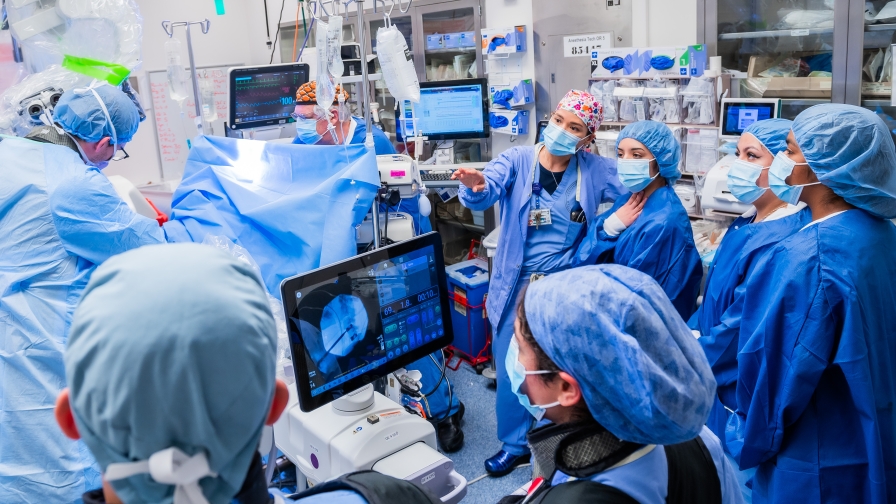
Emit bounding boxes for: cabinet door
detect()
[715,0,849,118]
[854,0,896,146]
[412,0,483,83]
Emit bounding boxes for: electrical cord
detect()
[269,0,287,64]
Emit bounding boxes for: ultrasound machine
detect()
[273,233,467,503]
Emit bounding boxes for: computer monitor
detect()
[399,78,490,140]
[720,98,780,139]
[281,233,454,412]
[228,63,310,130]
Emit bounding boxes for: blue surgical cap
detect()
[523,265,715,445]
[792,104,896,219]
[54,83,140,144]
[66,243,277,503]
[617,120,682,183]
[742,118,792,157]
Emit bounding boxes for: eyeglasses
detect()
[111,147,129,162]
[291,104,352,121]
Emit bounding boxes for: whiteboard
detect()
[147,64,240,181]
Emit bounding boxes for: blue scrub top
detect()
[459,145,627,328]
[551,428,743,504]
[578,185,702,320]
[522,155,585,273]
[728,209,896,504]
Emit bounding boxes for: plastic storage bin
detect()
[445,258,490,361]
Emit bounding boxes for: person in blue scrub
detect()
[727,104,896,504]
[0,83,168,503]
[453,89,627,476]
[291,81,430,235]
[577,120,702,319]
[505,266,743,503]
[292,81,459,450]
[687,119,811,503]
[55,243,438,504]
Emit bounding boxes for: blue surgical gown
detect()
[728,209,896,504]
[689,206,812,444]
[578,185,702,319]
[0,136,166,503]
[551,428,743,504]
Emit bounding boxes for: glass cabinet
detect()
[704,0,896,142]
[706,0,849,119]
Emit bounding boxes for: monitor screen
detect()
[228,63,309,130]
[281,233,454,412]
[400,78,490,140]
[721,101,776,137]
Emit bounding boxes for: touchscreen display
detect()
[288,245,443,397]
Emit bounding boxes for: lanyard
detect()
[530,144,581,210]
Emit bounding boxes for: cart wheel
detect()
[474,363,486,375]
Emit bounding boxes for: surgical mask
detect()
[543,122,584,156]
[295,116,323,145]
[727,159,769,204]
[505,337,559,421]
[616,158,658,192]
[769,151,820,206]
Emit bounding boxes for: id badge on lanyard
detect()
[528,145,580,229]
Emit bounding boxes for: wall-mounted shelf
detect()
[718,27,833,40]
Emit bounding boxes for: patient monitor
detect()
[701,98,780,215]
[274,233,467,503]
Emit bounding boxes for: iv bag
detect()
[376,25,420,103]
[327,16,344,78]
[315,20,336,110]
[199,70,218,122]
[165,37,188,107]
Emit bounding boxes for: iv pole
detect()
[162,19,211,136]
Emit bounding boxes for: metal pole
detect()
[357,0,381,249]
[185,23,204,135]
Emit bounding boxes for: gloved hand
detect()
[489,113,509,129]
[492,89,515,109]
[487,36,507,53]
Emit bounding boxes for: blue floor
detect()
[441,362,532,504]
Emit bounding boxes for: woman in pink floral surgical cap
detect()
[451,90,629,476]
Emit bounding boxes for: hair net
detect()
[523,265,715,445]
[742,118,793,157]
[54,83,140,144]
[65,243,278,503]
[617,120,682,183]
[556,89,603,133]
[792,104,896,219]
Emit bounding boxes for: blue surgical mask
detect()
[505,337,559,421]
[543,122,585,156]
[727,159,769,204]
[769,151,819,206]
[616,157,658,192]
[295,117,323,145]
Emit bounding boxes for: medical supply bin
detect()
[445,257,490,362]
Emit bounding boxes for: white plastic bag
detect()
[315,19,336,110]
[376,24,420,103]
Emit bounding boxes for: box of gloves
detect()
[489,80,535,109]
[489,109,529,136]
[481,25,527,55]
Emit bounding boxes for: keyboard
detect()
[420,162,487,188]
